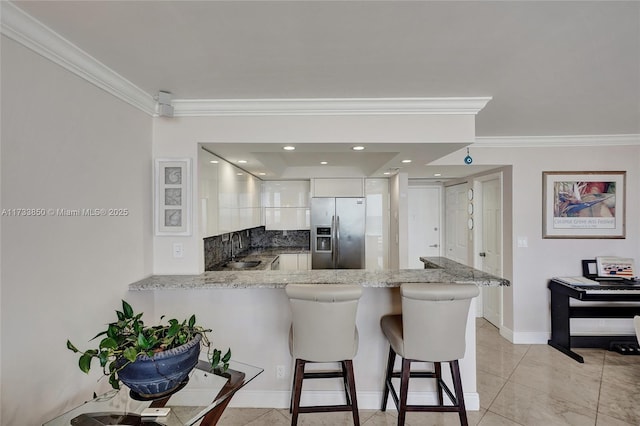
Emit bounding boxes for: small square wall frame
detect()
[155,158,192,236]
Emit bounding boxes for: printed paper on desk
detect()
[596,257,635,279]
[554,276,600,286]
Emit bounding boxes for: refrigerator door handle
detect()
[331,215,336,267]
[335,215,340,267]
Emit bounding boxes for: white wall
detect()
[0,37,153,425]
[434,142,640,342]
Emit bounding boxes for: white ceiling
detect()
[7,0,640,179]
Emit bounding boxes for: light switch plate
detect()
[517,236,528,248]
[173,243,184,258]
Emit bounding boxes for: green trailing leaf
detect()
[67,340,79,353]
[109,372,120,390]
[91,330,108,341]
[137,332,150,350]
[99,337,118,350]
[106,324,118,339]
[98,350,110,367]
[211,349,221,367]
[79,354,92,374]
[222,348,232,363]
[189,315,196,328]
[146,335,158,349]
[123,347,138,362]
[122,300,134,319]
[167,320,180,337]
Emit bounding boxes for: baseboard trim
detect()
[225,390,480,411]
[500,325,549,344]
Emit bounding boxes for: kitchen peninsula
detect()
[130,256,509,290]
[128,257,509,412]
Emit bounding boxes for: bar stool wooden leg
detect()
[450,360,468,426]
[291,359,306,426]
[341,361,352,407]
[289,360,298,414]
[398,358,411,426]
[344,360,360,426]
[435,362,444,406]
[381,346,395,411]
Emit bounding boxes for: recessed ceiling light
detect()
[283,146,296,151]
[259,172,266,176]
[237,160,247,164]
[352,146,365,151]
[236,172,243,176]
[434,173,442,177]
[209,160,218,164]
[401,159,412,163]
[320,161,328,165]
[383,172,391,175]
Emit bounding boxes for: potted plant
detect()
[67,300,231,398]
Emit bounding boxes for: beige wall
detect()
[0,37,153,425]
[434,143,640,341]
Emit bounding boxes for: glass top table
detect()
[44,359,263,426]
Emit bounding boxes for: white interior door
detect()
[407,186,441,268]
[445,184,469,265]
[480,176,503,327]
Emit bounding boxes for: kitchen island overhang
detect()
[128,257,509,412]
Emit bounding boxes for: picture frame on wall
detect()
[155,158,191,236]
[542,171,626,239]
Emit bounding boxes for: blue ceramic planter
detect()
[117,333,202,399]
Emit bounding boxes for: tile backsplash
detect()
[204,227,310,270]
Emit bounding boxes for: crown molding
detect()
[474,134,640,148]
[1,1,156,115]
[171,97,493,117]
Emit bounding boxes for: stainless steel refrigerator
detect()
[311,197,365,269]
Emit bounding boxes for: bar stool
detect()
[285,283,363,426]
[380,283,480,426]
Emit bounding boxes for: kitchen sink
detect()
[224,260,262,269]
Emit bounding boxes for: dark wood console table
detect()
[548,278,640,363]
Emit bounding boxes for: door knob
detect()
[479,252,486,257]
[429,244,438,248]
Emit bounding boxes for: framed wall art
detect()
[155,158,192,236]
[542,171,625,239]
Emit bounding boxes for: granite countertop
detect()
[130,256,510,290]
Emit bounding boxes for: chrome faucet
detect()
[230,232,242,261]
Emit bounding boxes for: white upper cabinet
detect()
[198,149,220,237]
[264,208,310,230]
[263,180,311,230]
[312,178,364,197]
[262,181,310,207]
[199,147,262,236]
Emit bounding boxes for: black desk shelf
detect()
[548,279,640,363]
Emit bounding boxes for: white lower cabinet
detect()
[298,253,311,270]
[277,253,310,271]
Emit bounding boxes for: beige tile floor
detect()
[210,319,640,425]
